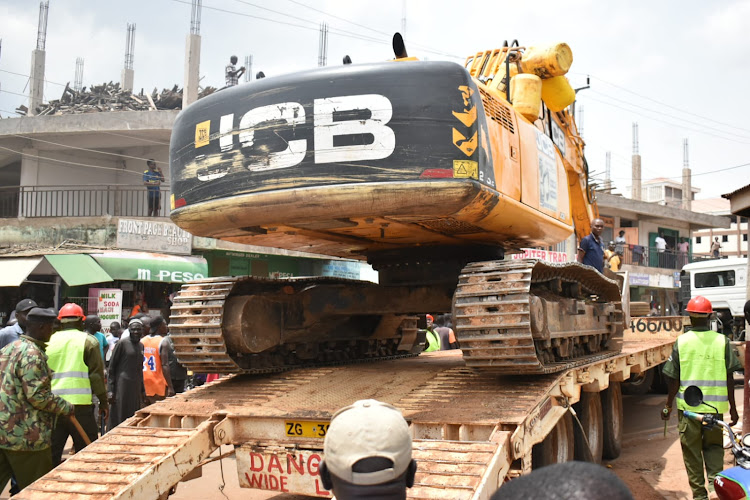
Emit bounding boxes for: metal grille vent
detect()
[479,88,515,134]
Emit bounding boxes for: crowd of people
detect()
[0,299,188,494]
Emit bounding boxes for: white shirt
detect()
[655,236,667,252]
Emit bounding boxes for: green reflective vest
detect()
[424,329,441,352]
[676,329,728,414]
[47,329,92,405]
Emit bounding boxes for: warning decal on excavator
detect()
[453,160,478,179]
[195,120,210,148]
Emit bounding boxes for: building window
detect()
[696,236,702,244]
[722,235,729,242]
[673,188,682,199]
[744,234,748,242]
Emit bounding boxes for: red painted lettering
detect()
[245,472,264,488]
[288,453,305,475]
[315,478,332,496]
[280,475,289,493]
[268,454,283,473]
[268,475,279,489]
[308,454,321,476]
[250,453,264,472]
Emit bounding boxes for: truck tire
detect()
[601,382,623,459]
[621,368,654,395]
[532,412,574,468]
[573,391,603,464]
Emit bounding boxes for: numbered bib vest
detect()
[676,329,729,414]
[142,335,167,397]
[47,329,92,405]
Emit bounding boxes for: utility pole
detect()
[401,0,407,35]
[29,1,49,115]
[604,151,612,193]
[318,23,328,67]
[121,23,136,92]
[631,122,642,200]
[74,57,84,92]
[682,138,692,211]
[578,104,584,138]
[244,55,253,83]
[183,0,202,108]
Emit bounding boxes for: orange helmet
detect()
[426,314,434,322]
[686,296,712,314]
[58,303,86,321]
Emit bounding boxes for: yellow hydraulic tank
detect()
[542,76,576,112]
[520,43,573,79]
[510,74,542,122]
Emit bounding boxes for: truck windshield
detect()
[694,270,735,288]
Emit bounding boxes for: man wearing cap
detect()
[46,303,108,465]
[321,399,417,500]
[422,315,441,352]
[0,299,37,350]
[661,295,742,500]
[0,308,74,493]
[108,318,146,429]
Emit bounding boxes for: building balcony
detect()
[0,184,171,219]
[618,245,709,271]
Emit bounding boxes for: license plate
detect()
[285,421,330,439]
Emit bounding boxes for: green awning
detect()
[91,252,207,283]
[45,254,113,286]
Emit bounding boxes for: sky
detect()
[0,0,749,199]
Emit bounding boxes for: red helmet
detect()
[426,314,434,322]
[58,303,86,320]
[686,296,712,314]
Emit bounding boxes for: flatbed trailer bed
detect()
[17,336,675,500]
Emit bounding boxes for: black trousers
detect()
[51,404,98,466]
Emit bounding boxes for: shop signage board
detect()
[97,289,123,334]
[117,218,193,255]
[92,253,208,283]
[320,260,361,280]
[510,248,569,263]
[629,273,650,286]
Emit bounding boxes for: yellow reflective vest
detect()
[424,329,441,352]
[47,329,92,405]
[676,329,728,414]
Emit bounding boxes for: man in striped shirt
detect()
[225,55,246,87]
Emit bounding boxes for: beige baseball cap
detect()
[323,399,412,486]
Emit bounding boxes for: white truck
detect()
[681,257,748,339]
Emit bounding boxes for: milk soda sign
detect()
[97,289,123,334]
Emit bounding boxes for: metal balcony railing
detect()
[0,185,171,218]
[618,245,706,270]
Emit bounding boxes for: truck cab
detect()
[681,257,747,339]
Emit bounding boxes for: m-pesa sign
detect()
[236,448,331,497]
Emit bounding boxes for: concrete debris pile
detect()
[15,82,217,116]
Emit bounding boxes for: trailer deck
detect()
[16,338,675,500]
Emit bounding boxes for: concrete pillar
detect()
[682,168,691,210]
[121,68,134,93]
[19,148,40,218]
[183,33,201,109]
[29,49,46,115]
[631,155,642,200]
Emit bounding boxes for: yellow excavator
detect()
[167,35,624,375]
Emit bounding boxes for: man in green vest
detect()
[423,314,441,352]
[661,296,742,500]
[46,303,108,466]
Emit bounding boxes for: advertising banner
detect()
[97,289,123,334]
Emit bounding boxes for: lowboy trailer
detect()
[17,331,675,500]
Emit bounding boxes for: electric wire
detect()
[581,95,750,145]
[9,134,169,165]
[579,73,750,135]
[0,144,148,179]
[0,68,66,87]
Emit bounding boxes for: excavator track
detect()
[454,259,624,374]
[169,276,421,374]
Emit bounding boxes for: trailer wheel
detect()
[532,412,574,468]
[602,382,623,459]
[573,391,603,464]
[621,368,654,395]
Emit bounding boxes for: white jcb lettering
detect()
[219,113,234,152]
[313,94,395,164]
[238,102,307,171]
